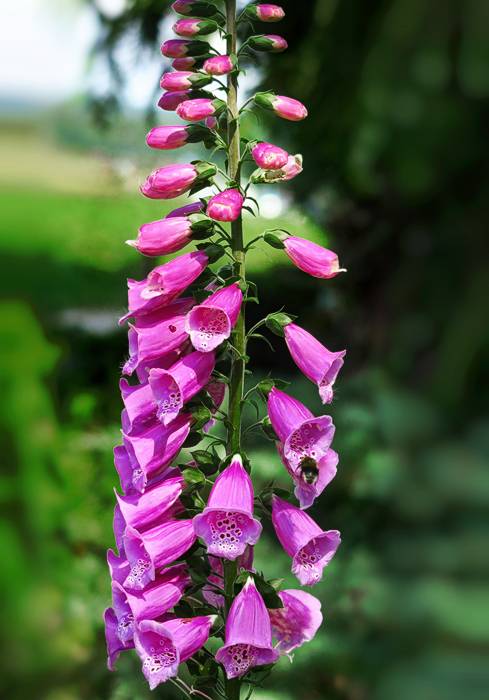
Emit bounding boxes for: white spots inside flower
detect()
[227,643,257,677]
[157,377,182,417]
[117,613,135,646]
[296,541,322,581]
[126,557,152,588]
[208,510,246,555]
[142,638,177,676]
[132,467,144,489]
[269,603,300,648]
[192,307,228,350]
[288,422,328,468]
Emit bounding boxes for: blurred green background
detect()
[1,1,488,699]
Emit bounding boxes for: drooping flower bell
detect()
[272,496,341,585]
[172,1,219,17]
[245,3,285,22]
[206,188,244,222]
[173,18,218,37]
[126,214,213,257]
[249,34,288,52]
[114,472,184,531]
[148,350,216,425]
[284,323,346,404]
[123,518,196,590]
[215,577,279,678]
[158,90,195,111]
[105,563,191,669]
[284,237,345,278]
[116,414,192,493]
[203,54,234,75]
[140,161,216,199]
[146,124,210,150]
[185,281,243,352]
[160,70,212,91]
[120,247,221,323]
[176,97,226,122]
[193,455,262,560]
[134,615,215,689]
[252,154,303,183]
[254,92,308,121]
[161,38,211,58]
[251,141,289,170]
[268,589,322,654]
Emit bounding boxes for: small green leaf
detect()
[183,467,206,485]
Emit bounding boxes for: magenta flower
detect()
[284,237,346,279]
[193,455,262,560]
[203,547,254,608]
[172,56,198,70]
[161,38,210,58]
[105,563,190,667]
[206,188,244,222]
[116,415,192,493]
[172,0,217,16]
[141,161,216,199]
[251,141,289,170]
[245,4,285,21]
[280,443,339,510]
[114,473,184,531]
[203,54,234,75]
[216,577,279,678]
[269,589,322,654]
[284,323,346,404]
[158,90,192,111]
[255,92,308,121]
[205,115,218,129]
[249,34,288,52]
[134,615,215,689]
[148,350,215,425]
[120,250,211,323]
[185,281,243,352]
[123,298,193,376]
[127,214,213,257]
[167,201,204,218]
[176,97,225,122]
[173,18,217,37]
[281,154,303,180]
[272,496,340,585]
[146,124,209,150]
[161,70,211,91]
[123,518,196,590]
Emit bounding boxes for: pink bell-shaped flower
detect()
[245,4,285,22]
[203,54,234,75]
[185,282,243,352]
[268,589,323,654]
[206,188,244,222]
[284,236,346,279]
[255,92,308,121]
[161,39,211,58]
[114,472,184,531]
[251,141,289,170]
[272,496,341,585]
[193,455,262,560]
[134,615,216,689]
[148,350,215,425]
[216,577,279,678]
[284,323,346,404]
[173,18,217,37]
[160,70,211,91]
[176,97,226,122]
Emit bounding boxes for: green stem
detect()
[223,6,244,700]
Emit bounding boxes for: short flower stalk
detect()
[104,2,347,698]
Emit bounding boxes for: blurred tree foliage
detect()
[1,0,489,699]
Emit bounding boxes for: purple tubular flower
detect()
[254,92,308,121]
[123,298,194,376]
[193,455,262,560]
[176,97,226,122]
[134,615,215,689]
[158,90,192,111]
[206,188,244,222]
[251,141,289,169]
[141,162,216,199]
[203,547,254,608]
[282,445,339,510]
[114,473,184,530]
[172,0,219,17]
[160,70,211,91]
[269,589,322,654]
[107,548,130,585]
[245,4,285,22]
[203,54,234,75]
[119,379,156,433]
[167,201,204,218]
[216,577,279,678]
[284,323,346,404]
[249,34,288,52]
[117,415,192,493]
[108,564,190,656]
[145,125,188,149]
[284,237,346,279]
[268,386,335,466]
[123,519,196,590]
[271,496,341,585]
[148,351,215,425]
[173,18,218,37]
[161,39,211,58]
[186,282,243,352]
[126,215,213,257]
[119,250,210,324]
[105,607,133,670]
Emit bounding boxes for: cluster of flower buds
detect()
[105,0,346,692]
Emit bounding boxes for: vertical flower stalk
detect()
[105,1,347,697]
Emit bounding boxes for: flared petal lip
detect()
[283,415,335,460]
[216,644,279,679]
